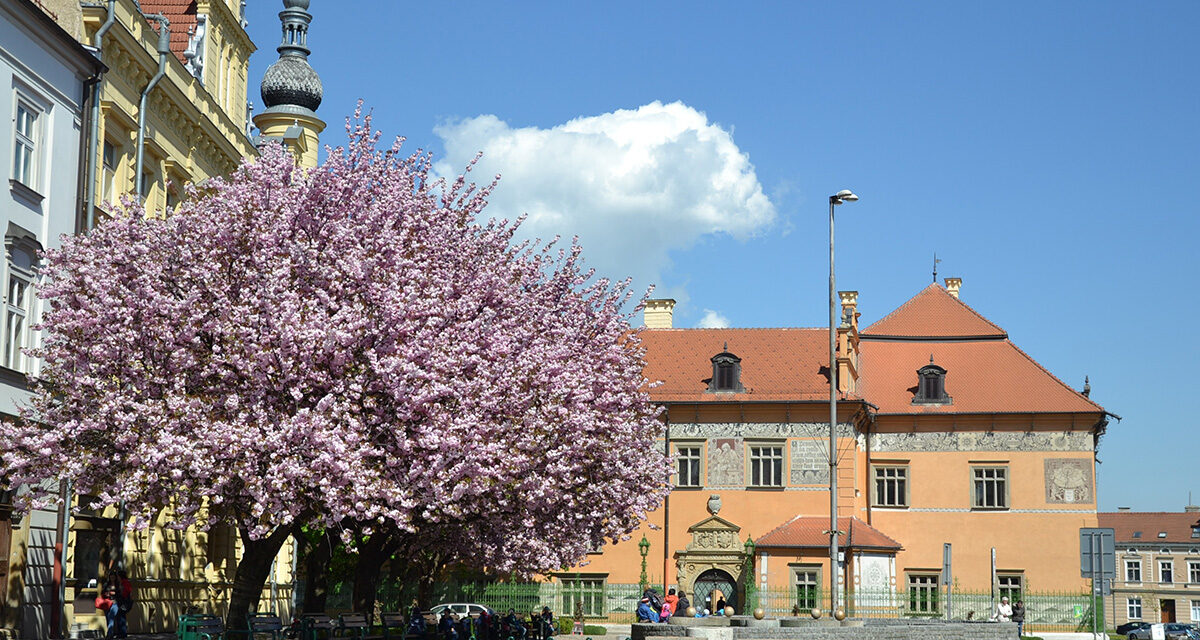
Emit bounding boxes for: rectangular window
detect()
[791,567,819,611]
[4,273,30,371]
[675,445,702,488]
[1189,560,1200,584]
[873,465,908,507]
[101,140,116,203]
[972,466,1008,509]
[561,577,605,618]
[1160,559,1174,584]
[1192,600,1200,622]
[749,444,784,487]
[1123,557,1142,581]
[1128,597,1142,620]
[998,574,1023,602]
[12,101,38,188]
[907,574,940,614]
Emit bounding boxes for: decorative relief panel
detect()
[789,440,828,484]
[872,431,1092,452]
[670,422,856,439]
[707,438,743,486]
[1044,458,1093,504]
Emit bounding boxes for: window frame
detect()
[3,233,39,374]
[11,96,41,190]
[747,441,785,489]
[559,574,606,618]
[1192,600,1200,623]
[997,573,1023,602]
[970,465,1010,510]
[1160,558,1174,584]
[871,464,910,508]
[905,572,941,614]
[1188,559,1200,584]
[1125,558,1142,583]
[1128,597,1142,620]
[673,442,704,489]
[789,564,821,611]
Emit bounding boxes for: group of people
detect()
[994,596,1027,637]
[636,588,692,623]
[425,604,557,640]
[93,570,134,639]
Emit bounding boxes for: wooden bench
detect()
[338,612,405,640]
[300,613,338,640]
[246,613,286,640]
[378,612,408,640]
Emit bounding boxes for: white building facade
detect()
[0,1,103,637]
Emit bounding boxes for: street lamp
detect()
[639,534,651,592]
[828,189,858,616]
[743,536,757,614]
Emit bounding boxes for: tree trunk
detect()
[227,525,295,632]
[302,531,333,613]
[351,533,397,618]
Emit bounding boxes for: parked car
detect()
[428,603,496,620]
[1118,622,1151,637]
[1129,623,1200,640]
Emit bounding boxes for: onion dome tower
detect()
[252,0,325,168]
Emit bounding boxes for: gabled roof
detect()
[756,516,901,550]
[858,339,1104,414]
[862,284,1006,339]
[1098,512,1200,545]
[856,284,1103,415]
[641,328,850,403]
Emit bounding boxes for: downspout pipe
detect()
[84,0,117,230]
[135,15,170,202]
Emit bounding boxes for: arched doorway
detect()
[692,568,736,613]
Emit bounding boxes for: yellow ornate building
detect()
[1,0,326,637]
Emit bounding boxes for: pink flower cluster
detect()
[1,110,671,574]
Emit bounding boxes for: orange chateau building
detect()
[561,279,1110,615]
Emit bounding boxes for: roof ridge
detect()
[861,283,1007,338]
[1002,338,1104,412]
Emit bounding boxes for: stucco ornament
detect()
[1045,458,1093,503]
[707,494,722,516]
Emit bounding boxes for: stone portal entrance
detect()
[673,495,751,612]
[692,568,736,613]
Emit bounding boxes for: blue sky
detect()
[246,1,1198,511]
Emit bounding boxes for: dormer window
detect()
[707,347,744,393]
[912,356,951,405]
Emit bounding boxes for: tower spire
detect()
[254,0,325,167]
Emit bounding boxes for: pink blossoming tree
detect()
[0,112,671,628]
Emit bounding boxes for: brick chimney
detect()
[944,277,962,299]
[644,299,676,329]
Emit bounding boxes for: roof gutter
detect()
[83,0,117,229]
[135,14,170,202]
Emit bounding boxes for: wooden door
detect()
[1161,598,1176,623]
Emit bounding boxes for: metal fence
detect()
[315,581,1093,632]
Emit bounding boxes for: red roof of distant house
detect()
[640,328,850,404]
[756,516,902,550]
[862,284,1006,339]
[140,0,198,65]
[1098,512,1200,544]
[856,285,1103,415]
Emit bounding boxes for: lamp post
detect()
[743,536,757,614]
[828,189,858,616]
[639,534,651,592]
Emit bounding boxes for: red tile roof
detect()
[640,328,844,403]
[862,284,1006,339]
[756,516,902,550]
[1098,512,1200,544]
[140,0,197,65]
[858,338,1103,414]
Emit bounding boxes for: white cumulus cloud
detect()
[697,309,731,329]
[432,101,776,309]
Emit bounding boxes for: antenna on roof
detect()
[933,252,942,283]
